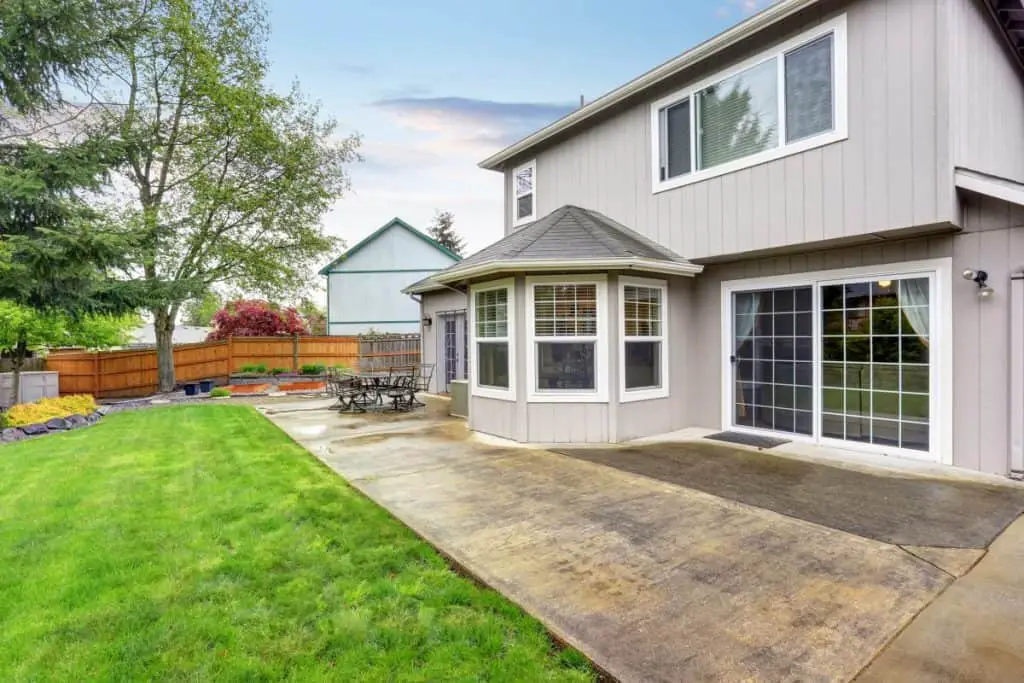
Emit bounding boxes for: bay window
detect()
[652,15,846,192]
[471,279,515,400]
[527,276,608,402]
[621,278,669,401]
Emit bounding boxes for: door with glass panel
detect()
[731,286,814,435]
[819,277,930,452]
[730,275,933,456]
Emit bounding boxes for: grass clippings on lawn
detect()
[0,405,594,682]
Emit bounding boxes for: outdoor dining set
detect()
[326,364,435,413]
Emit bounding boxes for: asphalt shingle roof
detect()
[403,205,695,293]
[463,205,686,265]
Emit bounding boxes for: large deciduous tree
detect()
[91,0,359,391]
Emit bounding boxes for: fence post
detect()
[292,334,299,372]
[92,352,100,397]
[227,336,234,375]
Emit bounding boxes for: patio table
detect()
[337,368,417,412]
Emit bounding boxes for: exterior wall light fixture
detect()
[962,269,994,298]
[422,316,433,328]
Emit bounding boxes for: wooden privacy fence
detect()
[45,334,420,398]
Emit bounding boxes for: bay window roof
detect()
[403,205,702,294]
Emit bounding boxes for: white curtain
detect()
[733,293,762,415]
[733,292,761,350]
[900,279,930,345]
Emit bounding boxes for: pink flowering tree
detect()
[206,300,308,341]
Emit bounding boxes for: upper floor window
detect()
[651,15,846,193]
[513,160,536,227]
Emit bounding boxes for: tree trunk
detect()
[10,337,27,407]
[153,308,176,393]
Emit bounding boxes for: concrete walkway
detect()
[262,400,1024,682]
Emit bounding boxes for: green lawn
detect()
[0,405,593,682]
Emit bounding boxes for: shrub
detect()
[239,363,268,374]
[333,363,349,372]
[270,367,290,375]
[6,395,98,427]
[300,363,326,375]
[210,387,232,398]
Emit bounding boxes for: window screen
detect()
[785,34,834,142]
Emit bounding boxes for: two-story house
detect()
[406,0,1024,477]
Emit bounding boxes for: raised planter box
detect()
[0,371,59,408]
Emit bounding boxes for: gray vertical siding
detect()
[419,288,468,394]
[616,276,694,441]
[950,0,1024,185]
[684,193,1024,475]
[503,0,954,258]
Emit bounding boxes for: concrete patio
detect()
[261,397,1024,682]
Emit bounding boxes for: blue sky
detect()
[262,0,774,260]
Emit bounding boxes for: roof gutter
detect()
[402,257,704,294]
[478,0,819,171]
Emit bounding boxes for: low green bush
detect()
[210,387,232,398]
[238,363,268,374]
[270,367,290,376]
[333,363,349,372]
[300,363,326,375]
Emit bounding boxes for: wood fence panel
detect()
[45,353,97,395]
[296,337,360,370]
[45,334,420,397]
[229,337,295,372]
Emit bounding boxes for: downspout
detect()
[1011,272,1024,479]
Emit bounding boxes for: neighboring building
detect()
[407,0,1024,477]
[130,323,210,347]
[320,218,460,335]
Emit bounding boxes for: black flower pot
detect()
[199,380,214,393]
[184,383,198,396]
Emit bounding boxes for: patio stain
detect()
[553,441,1024,549]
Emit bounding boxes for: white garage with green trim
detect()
[320,218,460,335]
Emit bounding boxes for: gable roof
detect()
[480,0,1024,172]
[318,217,461,275]
[403,205,701,293]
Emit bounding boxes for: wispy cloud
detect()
[372,96,576,148]
[334,63,374,76]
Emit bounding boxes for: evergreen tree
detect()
[427,210,465,256]
[0,1,145,401]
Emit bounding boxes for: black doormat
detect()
[705,431,790,449]
[552,442,1024,549]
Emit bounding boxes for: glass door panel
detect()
[819,277,930,452]
[732,286,813,435]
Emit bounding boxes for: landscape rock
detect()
[45,417,70,431]
[95,405,112,416]
[1,428,25,443]
[86,412,102,423]
[67,414,89,428]
[21,423,49,436]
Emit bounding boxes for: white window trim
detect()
[650,14,848,194]
[718,257,953,466]
[619,276,670,402]
[469,278,516,402]
[512,159,537,227]
[526,274,609,403]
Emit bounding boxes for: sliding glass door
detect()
[732,286,814,436]
[729,272,934,456]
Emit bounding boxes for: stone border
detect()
[1,407,108,445]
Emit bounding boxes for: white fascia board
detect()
[431,258,704,285]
